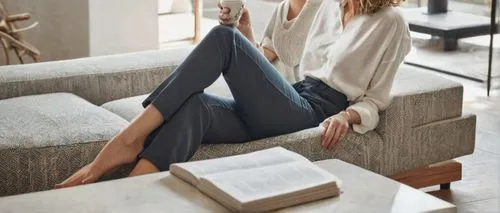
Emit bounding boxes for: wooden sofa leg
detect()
[390,160,462,190]
[440,183,451,190]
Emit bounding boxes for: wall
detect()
[1,0,89,64]
[0,0,159,64]
[88,0,159,56]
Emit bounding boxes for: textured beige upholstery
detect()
[0,47,193,105]
[0,93,129,196]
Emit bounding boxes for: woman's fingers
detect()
[320,124,327,136]
[219,7,231,18]
[333,126,349,150]
[320,121,329,145]
[320,119,330,132]
[328,124,346,149]
[221,7,230,14]
[217,4,231,24]
[218,7,232,24]
[321,116,349,150]
[322,121,337,149]
[218,13,231,21]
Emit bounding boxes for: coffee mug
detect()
[220,0,246,24]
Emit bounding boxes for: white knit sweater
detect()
[260,0,321,83]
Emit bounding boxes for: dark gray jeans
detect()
[140,25,348,171]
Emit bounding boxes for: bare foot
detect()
[55,133,145,188]
[55,163,97,188]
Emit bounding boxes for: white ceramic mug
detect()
[220,0,246,24]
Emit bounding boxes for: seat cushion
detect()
[102,94,149,122]
[102,76,232,121]
[107,127,385,182]
[193,127,385,173]
[0,93,129,196]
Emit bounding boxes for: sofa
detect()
[0,47,476,197]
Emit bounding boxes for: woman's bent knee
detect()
[211,25,237,34]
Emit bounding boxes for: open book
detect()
[170,147,340,212]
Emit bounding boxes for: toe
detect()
[55,167,88,189]
[81,173,96,184]
[55,177,80,189]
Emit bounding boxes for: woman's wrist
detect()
[340,111,352,124]
[344,109,362,125]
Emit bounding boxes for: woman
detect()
[56,0,411,188]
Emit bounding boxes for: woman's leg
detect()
[58,24,322,186]
[56,25,256,188]
[55,105,164,188]
[212,25,323,138]
[146,25,322,139]
[129,159,159,176]
[130,27,329,176]
[130,93,251,176]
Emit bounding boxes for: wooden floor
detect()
[419,70,500,213]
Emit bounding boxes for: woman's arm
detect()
[219,6,278,63]
[320,13,412,149]
[259,6,279,63]
[262,46,278,62]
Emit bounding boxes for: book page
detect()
[199,161,339,204]
[170,147,309,184]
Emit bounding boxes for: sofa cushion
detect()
[0,47,194,105]
[102,76,232,122]
[107,127,385,184]
[193,127,385,174]
[102,94,149,122]
[0,93,129,196]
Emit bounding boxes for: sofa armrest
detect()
[374,66,467,175]
[0,46,194,105]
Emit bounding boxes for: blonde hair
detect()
[353,0,404,15]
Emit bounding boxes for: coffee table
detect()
[0,159,455,213]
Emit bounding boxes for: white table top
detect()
[403,8,491,30]
[0,159,455,213]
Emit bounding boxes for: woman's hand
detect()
[218,5,255,43]
[236,8,252,35]
[320,112,350,150]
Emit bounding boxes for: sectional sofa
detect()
[0,47,475,196]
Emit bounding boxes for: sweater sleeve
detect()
[347,16,412,134]
[260,5,279,52]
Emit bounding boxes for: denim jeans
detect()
[140,25,348,171]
